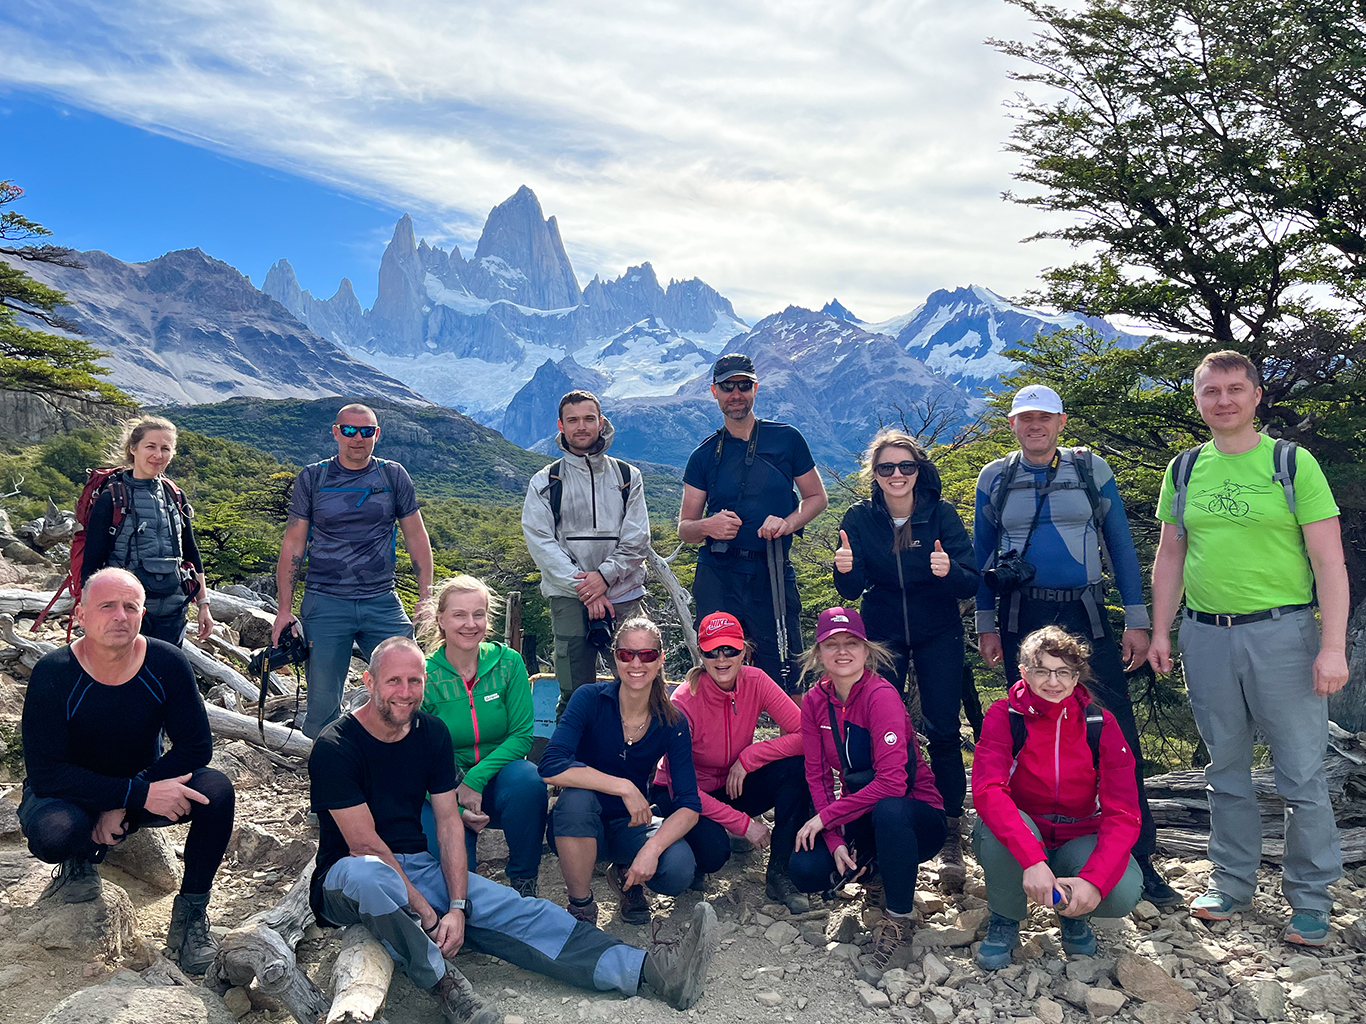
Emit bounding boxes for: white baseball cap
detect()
[1009,384,1064,416]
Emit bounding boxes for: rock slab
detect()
[18,883,137,959]
[38,977,236,1024]
[102,828,182,893]
[1115,952,1199,1012]
[1231,979,1285,1022]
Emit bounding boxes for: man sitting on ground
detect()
[19,567,235,973]
[308,636,717,1024]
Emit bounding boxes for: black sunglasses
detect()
[701,645,742,659]
[874,460,919,477]
[338,424,378,438]
[716,380,754,393]
[614,648,662,663]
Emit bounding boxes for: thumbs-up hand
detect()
[929,539,950,578]
[834,529,854,574]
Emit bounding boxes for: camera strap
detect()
[1015,452,1061,565]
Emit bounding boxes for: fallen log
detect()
[0,612,57,668]
[0,588,72,618]
[204,703,313,760]
[205,588,274,621]
[326,925,394,1024]
[203,633,293,695]
[182,639,266,702]
[1157,825,1366,865]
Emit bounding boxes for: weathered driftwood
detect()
[0,588,72,618]
[0,612,57,667]
[1157,826,1366,866]
[503,590,523,658]
[182,639,264,702]
[647,546,701,664]
[203,633,293,695]
[205,703,313,759]
[205,588,274,622]
[208,863,327,1024]
[326,925,394,1024]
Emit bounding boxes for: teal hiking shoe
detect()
[974,913,1020,970]
[1283,909,1330,947]
[1059,915,1096,957]
[1190,888,1252,921]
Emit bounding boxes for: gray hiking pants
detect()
[1179,606,1342,913]
[549,596,642,718]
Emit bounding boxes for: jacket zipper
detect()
[727,694,736,763]
[588,459,598,529]
[464,674,482,764]
[894,551,912,644]
[1052,706,1066,818]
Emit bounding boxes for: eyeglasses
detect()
[614,648,662,663]
[701,645,742,659]
[1025,666,1079,684]
[716,380,754,393]
[338,424,378,438]
[874,460,919,478]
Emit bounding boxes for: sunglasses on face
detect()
[874,460,919,478]
[716,380,754,393]
[338,424,378,438]
[614,648,662,663]
[701,645,742,659]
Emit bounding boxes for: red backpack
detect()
[31,467,193,638]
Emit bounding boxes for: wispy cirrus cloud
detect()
[0,0,1070,320]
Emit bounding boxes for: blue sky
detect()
[0,0,1071,323]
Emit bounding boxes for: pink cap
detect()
[698,611,745,651]
[815,607,867,644]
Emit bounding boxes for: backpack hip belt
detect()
[1003,582,1107,639]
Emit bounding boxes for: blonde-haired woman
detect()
[82,416,211,645]
[540,616,700,926]
[832,428,977,888]
[790,608,946,971]
[417,575,545,897]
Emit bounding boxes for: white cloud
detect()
[0,0,1076,321]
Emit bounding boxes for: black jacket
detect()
[833,464,979,646]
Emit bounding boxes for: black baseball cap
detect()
[712,353,757,383]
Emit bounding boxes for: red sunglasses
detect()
[614,648,662,663]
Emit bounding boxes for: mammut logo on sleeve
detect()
[883,731,897,745]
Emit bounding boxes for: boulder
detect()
[1034,997,1064,1024]
[18,881,137,959]
[1115,952,1199,1011]
[921,951,951,986]
[1230,979,1286,1021]
[1288,974,1353,1014]
[1085,988,1127,1017]
[763,920,798,947]
[38,975,236,1024]
[0,799,19,839]
[102,828,182,893]
[231,609,274,651]
[921,996,955,1024]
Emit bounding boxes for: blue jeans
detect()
[320,853,644,993]
[299,589,412,738]
[420,759,547,883]
[548,788,696,896]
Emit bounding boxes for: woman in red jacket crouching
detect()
[789,608,946,971]
[971,626,1144,970]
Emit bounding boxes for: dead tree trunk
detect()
[204,703,313,759]
[647,546,701,665]
[325,925,394,1024]
[503,590,523,660]
[1328,596,1366,733]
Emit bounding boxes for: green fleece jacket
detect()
[422,642,534,793]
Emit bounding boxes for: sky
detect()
[0,0,1077,323]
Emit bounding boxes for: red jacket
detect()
[655,666,803,836]
[801,670,942,856]
[972,680,1140,896]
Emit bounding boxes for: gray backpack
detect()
[1169,439,1297,540]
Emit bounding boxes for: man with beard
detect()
[523,390,651,716]
[308,636,717,1023]
[678,355,828,691]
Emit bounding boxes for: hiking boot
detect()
[640,901,718,1010]
[765,866,810,914]
[690,867,707,893]
[509,876,538,899]
[435,964,501,1024]
[608,865,651,925]
[41,859,102,904]
[1137,856,1180,908]
[861,874,885,911]
[1283,909,1331,947]
[1059,915,1096,957]
[1190,888,1252,921]
[937,817,966,894]
[566,895,598,925]
[872,914,914,971]
[167,892,218,974]
[975,913,1020,970]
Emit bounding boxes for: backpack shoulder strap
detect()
[107,470,132,532]
[987,451,1023,530]
[1170,444,1205,541]
[1085,707,1104,771]
[547,459,566,530]
[1272,439,1298,516]
[1068,448,1105,526]
[612,458,634,521]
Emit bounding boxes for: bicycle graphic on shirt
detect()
[1192,479,1271,525]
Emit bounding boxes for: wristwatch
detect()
[448,898,469,914]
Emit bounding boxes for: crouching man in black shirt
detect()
[308,636,718,1024]
[19,568,235,973]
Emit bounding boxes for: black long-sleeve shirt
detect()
[21,640,212,813]
[81,483,204,585]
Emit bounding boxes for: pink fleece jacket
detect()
[654,666,803,836]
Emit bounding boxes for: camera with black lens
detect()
[983,550,1037,594]
[586,615,615,651]
[248,622,311,676]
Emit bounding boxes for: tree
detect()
[0,180,132,409]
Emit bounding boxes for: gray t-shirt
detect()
[288,458,419,598]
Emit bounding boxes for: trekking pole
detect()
[766,536,791,689]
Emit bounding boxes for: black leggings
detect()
[18,767,235,894]
[652,755,811,875]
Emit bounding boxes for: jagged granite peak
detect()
[7,246,427,407]
[500,356,609,448]
[822,298,859,322]
[473,185,582,310]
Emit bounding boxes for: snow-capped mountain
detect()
[854,284,1146,394]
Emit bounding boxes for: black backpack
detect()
[1009,704,1104,770]
[547,457,634,529]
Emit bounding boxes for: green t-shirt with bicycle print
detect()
[1157,434,1339,614]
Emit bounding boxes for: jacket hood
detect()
[870,459,943,515]
[1006,677,1096,722]
[556,416,615,459]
